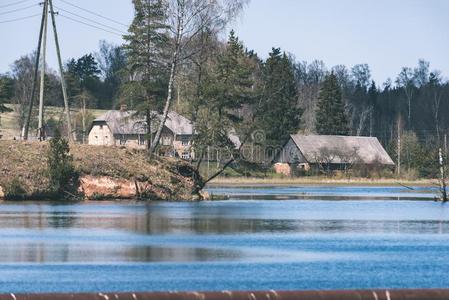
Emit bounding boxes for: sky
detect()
[1,0,449,84]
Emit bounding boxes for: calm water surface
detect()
[0,185,449,292]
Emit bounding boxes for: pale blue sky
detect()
[1,0,448,84]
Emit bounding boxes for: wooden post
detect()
[444,134,447,154]
[22,1,48,140]
[207,146,210,179]
[397,119,401,177]
[38,0,48,141]
[439,148,447,202]
[49,0,74,142]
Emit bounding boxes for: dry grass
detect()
[0,104,107,139]
[0,141,198,200]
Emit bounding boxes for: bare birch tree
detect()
[426,71,443,141]
[150,0,249,154]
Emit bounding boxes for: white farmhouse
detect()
[88,109,194,159]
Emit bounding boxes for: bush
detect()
[4,177,27,200]
[47,129,78,197]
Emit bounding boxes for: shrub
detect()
[47,129,78,197]
[4,177,27,200]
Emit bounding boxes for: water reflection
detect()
[0,242,243,263]
[0,185,446,265]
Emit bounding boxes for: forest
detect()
[0,0,448,179]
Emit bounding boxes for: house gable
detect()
[88,121,114,146]
[276,137,307,164]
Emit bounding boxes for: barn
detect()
[274,134,395,175]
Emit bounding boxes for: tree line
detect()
[1,0,448,178]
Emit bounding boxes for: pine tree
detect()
[257,48,301,146]
[211,30,254,118]
[47,129,78,196]
[123,0,169,149]
[66,55,101,141]
[192,31,256,185]
[197,31,255,153]
[316,72,349,135]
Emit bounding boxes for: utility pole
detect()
[49,0,74,142]
[22,1,48,140]
[444,133,447,154]
[397,118,401,177]
[439,148,447,202]
[38,0,49,141]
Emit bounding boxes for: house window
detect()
[181,151,190,160]
[180,136,190,146]
[162,136,171,146]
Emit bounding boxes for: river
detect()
[0,185,448,293]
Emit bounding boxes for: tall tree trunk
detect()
[82,95,86,144]
[146,107,152,151]
[150,57,177,154]
[150,10,183,154]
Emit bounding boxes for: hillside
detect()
[0,141,204,201]
[0,104,107,140]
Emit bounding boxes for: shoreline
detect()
[209,177,439,187]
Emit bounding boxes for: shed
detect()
[275,134,395,175]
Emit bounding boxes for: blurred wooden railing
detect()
[1,289,449,300]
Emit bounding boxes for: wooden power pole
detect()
[397,118,401,177]
[38,0,49,141]
[22,1,48,140]
[22,0,74,142]
[439,148,447,202]
[49,0,74,142]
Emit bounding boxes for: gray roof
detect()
[290,134,395,165]
[93,110,193,135]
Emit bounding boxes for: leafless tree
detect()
[355,107,370,136]
[10,54,36,131]
[313,146,360,176]
[296,60,327,132]
[425,71,444,141]
[150,0,249,154]
[396,67,416,126]
[312,147,338,176]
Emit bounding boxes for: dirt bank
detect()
[0,141,203,201]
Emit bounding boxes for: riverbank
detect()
[0,141,203,201]
[209,176,439,187]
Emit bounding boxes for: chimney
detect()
[120,104,128,112]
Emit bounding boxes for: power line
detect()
[0,0,32,9]
[0,3,39,16]
[0,13,40,23]
[54,5,126,35]
[58,14,124,37]
[57,0,128,28]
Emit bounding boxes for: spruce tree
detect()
[47,129,78,196]
[257,48,301,147]
[212,30,254,117]
[316,72,349,135]
[123,0,169,149]
[197,31,255,152]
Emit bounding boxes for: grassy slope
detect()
[0,104,107,139]
[0,141,199,200]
